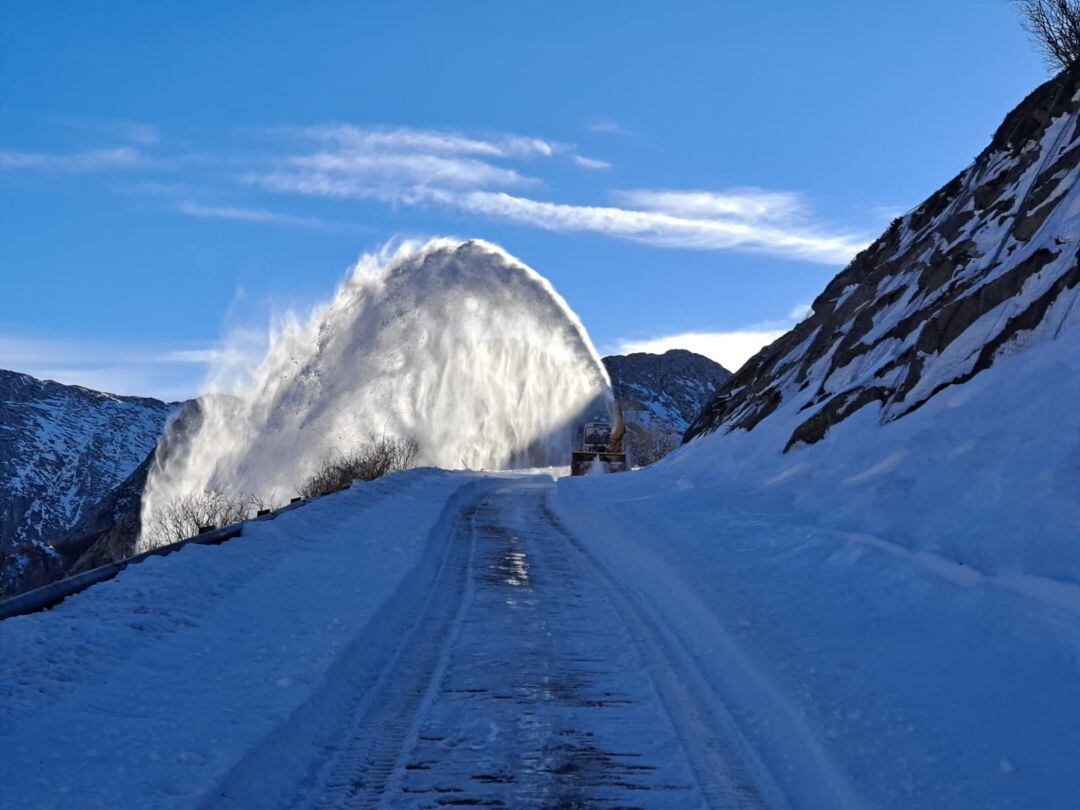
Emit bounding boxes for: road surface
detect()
[217,481,782,809]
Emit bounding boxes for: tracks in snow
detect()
[230,481,784,809]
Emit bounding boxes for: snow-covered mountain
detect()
[687,63,1080,449]
[544,67,1080,807]
[664,64,1080,584]
[602,350,730,464]
[0,370,178,596]
[0,370,178,549]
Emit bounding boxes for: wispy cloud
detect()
[290,151,537,188]
[613,188,807,221]
[573,155,612,170]
[435,190,864,264]
[0,334,218,400]
[178,201,366,233]
[6,121,867,262]
[112,122,160,146]
[300,124,563,159]
[249,175,865,264]
[0,146,146,172]
[586,119,620,134]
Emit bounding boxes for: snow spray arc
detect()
[140,239,612,545]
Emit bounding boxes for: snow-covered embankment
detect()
[0,469,490,808]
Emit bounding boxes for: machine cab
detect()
[581,419,612,452]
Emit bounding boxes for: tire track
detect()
[307,505,480,810]
[539,500,789,810]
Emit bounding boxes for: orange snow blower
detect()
[571,400,629,476]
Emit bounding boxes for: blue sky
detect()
[0,0,1048,399]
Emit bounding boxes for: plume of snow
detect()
[140,239,611,544]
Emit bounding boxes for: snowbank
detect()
[552,331,1080,809]
[682,330,1080,582]
[0,469,490,808]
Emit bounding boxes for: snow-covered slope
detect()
[687,63,1080,450]
[0,370,177,550]
[0,469,493,807]
[544,66,1080,808]
[603,349,730,463]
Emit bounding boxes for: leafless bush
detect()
[625,422,680,468]
[143,490,276,548]
[1011,0,1080,71]
[298,435,421,499]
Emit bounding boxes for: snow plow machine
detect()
[571,400,630,476]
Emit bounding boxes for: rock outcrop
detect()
[0,369,178,549]
[603,350,730,464]
[687,64,1080,448]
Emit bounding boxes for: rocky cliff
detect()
[603,350,730,464]
[687,64,1080,448]
[0,370,178,549]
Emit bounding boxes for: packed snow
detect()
[3,318,1078,808]
[552,323,1080,808]
[0,470,492,807]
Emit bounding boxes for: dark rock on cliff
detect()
[687,64,1080,449]
[603,350,730,464]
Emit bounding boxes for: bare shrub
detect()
[298,435,421,499]
[1011,0,1080,71]
[143,490,274,548]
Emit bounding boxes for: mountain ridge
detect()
[686,63,1080,447]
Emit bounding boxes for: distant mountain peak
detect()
[0,369,178,551]
[603,350,730,464]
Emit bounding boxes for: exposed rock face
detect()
[603,350,730,464]
[687,64,1080,448]
[0,542,64,599]
[0,370,183,597]
[0,370,178,549]
[63,399,208,574]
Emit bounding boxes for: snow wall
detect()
[140,239,611,543]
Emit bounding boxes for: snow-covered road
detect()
[1,473,786,809]
[210,482,781,809]
[5,466,1077,809]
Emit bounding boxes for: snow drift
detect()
[140,239,610,544]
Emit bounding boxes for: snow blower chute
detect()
[571,399,629,476]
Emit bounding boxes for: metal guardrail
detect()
[0,496,313,622]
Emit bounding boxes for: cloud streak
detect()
[178,201,366,233]
[586,119,620,133]
[0,333,219,400]
[300,124,563,159]
[7,120,869,265]
[0,146,146,172]
[573,155,612,170]
[250,170,865,264]
[612,188,807,221]
[290,151,537,188]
